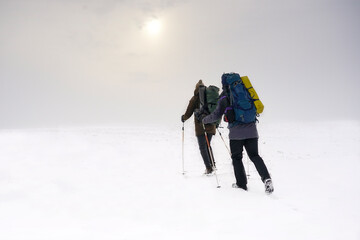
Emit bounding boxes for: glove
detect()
[195,110,206,122]
[199,114,206,122]
[181,115,185,123]
[199,113,207,122]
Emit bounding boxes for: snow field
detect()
[0,121,359,240]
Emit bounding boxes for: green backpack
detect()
[199,85,220,114]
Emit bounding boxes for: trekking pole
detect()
[246,153,251,179]
[182,122,185,175]
[217,127,231,156]
[203,124,221,188]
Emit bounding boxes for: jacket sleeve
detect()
[182,96,197,121]
[202,96,228,124]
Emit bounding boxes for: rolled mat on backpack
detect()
[241,76,264,114]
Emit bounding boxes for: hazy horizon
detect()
[1,0,359,129]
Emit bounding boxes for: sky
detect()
[0,0,359,128]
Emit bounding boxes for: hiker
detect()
[201,73,274,194]
[181,80,216,175]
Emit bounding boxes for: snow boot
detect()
[204,167,214,175]
[264,179,274,194]
[232,183,247,191]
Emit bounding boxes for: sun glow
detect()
[145,19,161,36]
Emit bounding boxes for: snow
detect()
[0,121,359,240]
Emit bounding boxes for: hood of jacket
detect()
[194,80,204,96]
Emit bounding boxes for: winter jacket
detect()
[202,91,259,140]
[182,80,216,137]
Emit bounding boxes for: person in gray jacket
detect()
[202,77,274,194]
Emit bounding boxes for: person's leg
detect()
[197,135,212,170]
[244,138,271,182]
[230,139,247,190]
[206,133,216,168]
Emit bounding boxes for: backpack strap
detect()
[198,85,206,109]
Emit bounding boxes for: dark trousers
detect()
[230,138,270,188]
[197,133,215,169]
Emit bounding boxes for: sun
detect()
[145,19,161,36]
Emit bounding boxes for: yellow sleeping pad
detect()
[241,76,264,114]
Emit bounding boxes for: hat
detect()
[221,74,229,87]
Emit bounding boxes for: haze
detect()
[1,0,359,128]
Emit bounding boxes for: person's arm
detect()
[182,96,197,121]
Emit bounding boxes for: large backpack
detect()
[198,85,220,114]
[222,73,262,124]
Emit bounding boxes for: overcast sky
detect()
[1,0,359,128]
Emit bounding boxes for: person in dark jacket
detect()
[202,76,274,194]
[181,80,216,174]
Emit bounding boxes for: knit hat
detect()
[221,74,229,88]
